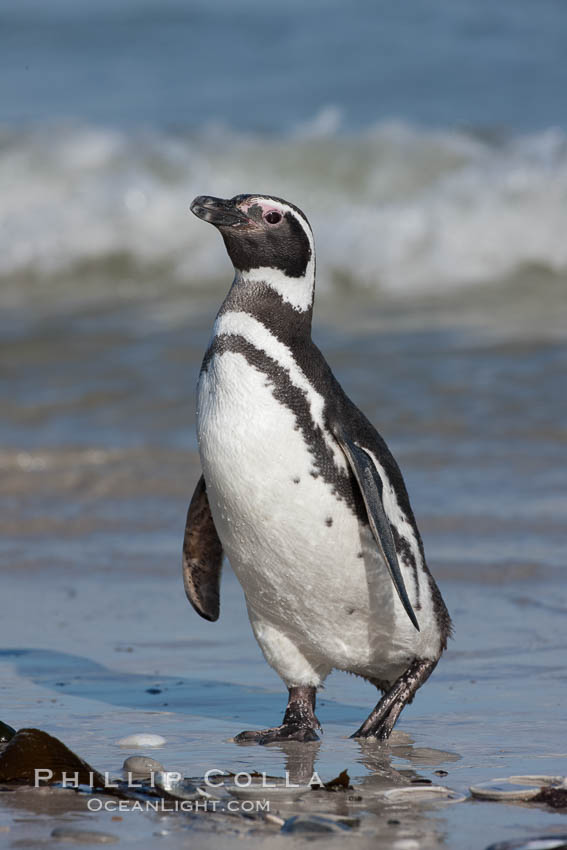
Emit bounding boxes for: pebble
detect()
[116,734,166,748]
[470,778,552,802]
[485,836,567,850]
[50,827,119,844]
[281,814,353,834]
[0,721,16,744]
[122,756,164,778]
[381,785,466,804]
[226,782,311,801]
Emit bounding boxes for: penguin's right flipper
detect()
[333,430,420,631]
[182,474,223,622]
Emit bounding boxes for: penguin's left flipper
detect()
[334,431,420,631]
[182,474,223,622]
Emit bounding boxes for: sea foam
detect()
[2,120,567,296]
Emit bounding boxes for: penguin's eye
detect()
[264,211,282,225]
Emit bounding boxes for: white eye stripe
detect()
[231,195,316,310]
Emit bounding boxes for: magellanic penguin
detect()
[183,194,452,742]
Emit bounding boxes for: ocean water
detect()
[3,0,567,130]
[2,0,567,301]
[3,121,567,300]
[2,3,567,848]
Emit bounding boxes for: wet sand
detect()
[1,284,566,848]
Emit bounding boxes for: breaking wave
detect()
[3,117,567,297]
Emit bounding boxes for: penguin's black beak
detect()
[190,196,249,228]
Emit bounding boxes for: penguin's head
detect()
[190,195,315,300]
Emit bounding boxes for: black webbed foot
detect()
[233,684,320,746]
[235,724,320,745]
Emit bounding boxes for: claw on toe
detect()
[350,727,392,741]
[350,722,394,740]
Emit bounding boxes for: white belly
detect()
[197,349,436,687]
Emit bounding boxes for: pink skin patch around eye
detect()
[239,199,281,219]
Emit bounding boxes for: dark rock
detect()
[532,787,567,809]
[0,728,105,788]
[0,721,16,744]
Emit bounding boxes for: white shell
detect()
[116,733,166,748]
[508,775,567,787]
[381,785,465,804]
[225,782,311,801]
[469,778,544,801]
[486,837,567,850]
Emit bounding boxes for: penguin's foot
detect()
[235,724,320,745]
[234,684,320,746]
[351,658,438,740]
[351,714,396,741]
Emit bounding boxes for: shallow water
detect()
[1,283,566,847]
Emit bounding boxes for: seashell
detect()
[485,834,567,850]
[226,781,311,801]
[116,733,166,748]
[470,778,545,801]
[508,775,567,788]
[281,814,353,834]
[381,784,465,803]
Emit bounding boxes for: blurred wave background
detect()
[2,0,567,305]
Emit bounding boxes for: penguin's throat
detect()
[233,265,315,315]
[216,270,315,344]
